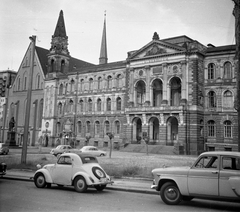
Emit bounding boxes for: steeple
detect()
[53,10,67,37]
[99,11,108,64]
[48,10,70,75]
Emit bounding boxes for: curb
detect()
[2,175,158,195]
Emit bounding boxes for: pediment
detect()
[128,40,185,60]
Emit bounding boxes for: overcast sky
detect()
[0,0,236,72]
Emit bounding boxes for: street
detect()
[0,179,239,212]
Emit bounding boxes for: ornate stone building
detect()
[3,10,238,154]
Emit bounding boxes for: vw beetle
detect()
[34,153,113,192]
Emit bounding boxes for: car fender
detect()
[229,176,240,198]
[72,171,93,185]
[158,175,189,196]
[34,169,53,183]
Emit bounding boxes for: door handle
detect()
[212,171,218,174]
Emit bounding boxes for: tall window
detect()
[224,120,232,138]
[56,122,61,134]
[97,98,102,111]
[18,77,21,91]
[116,97,121,111]
[95,121,100,134]
[86,121,91,133]
[24,76,27,90]
[51,59,54,72]
[105,121,110,134]
[223,90,233,108]
[208,63,216,79]
[97,77,102,89]
[107,98,111,111]
[68,100,74,113]
[59,84,63,95]
[207,120,215,137]
[58,102,62,115]
[115,120,120,134]
[38,99,43,128]
[107,76,112,89]
[36,74,40,89]
[200,119,204,137]
[79,99,84,112]
[89,78,93,90]
[70,79,75,93]
[77,121,82,134]
[208,91,216,108]
[152,79,163,107]
[223,62,232,79]
[88,99,92,112]
[136,80,146,106]
[170,77,181,106]
[116,74,121,88]
[61,60,65,72]
[80,79,84,91]
[65,83,68,94]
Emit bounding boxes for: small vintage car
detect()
[50,145,80,157]
[151,151,240,205]
[79,146,107,157]
[34,153,113,192]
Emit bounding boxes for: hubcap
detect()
[38,176,44,185]
[166,188,178,200]
[77,179,84,189]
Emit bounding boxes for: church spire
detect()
[99,11,108,64]
[53,10,67,37]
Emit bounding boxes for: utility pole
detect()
[233,0,240,152]
[21,36,36,164]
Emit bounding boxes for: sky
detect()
[0,0,236,72]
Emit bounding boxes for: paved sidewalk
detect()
[2,169,158,195]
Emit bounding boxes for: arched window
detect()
[51,59,54,72]
[70,79,75,93]
[97,98,102,111]
[170,77,181,106]
[107,98,111,111]
[208,91,216,108]
[17,77,21,91]
[116,74,121,88]
[61,60,65,72]
[56,122,61,134]
[223,90,233,108]
[79,99,84,112]
[207,120,215,137]
[80,79,84,91]
[104,121,110,134]
[116,97,121,111]
[152,79,163,107]
[200,119,204,137]
[58,102,62,115]
[38,99,43,128]
[208,63,216,79]
[88,98,92,112]
[86,121,91,133]
[89,78,93,90]
[65,83,68,94]
[224,120,232,138]
[36,74,40,89]
[24,76,27,90]
[107,76,112,89]
[135,80,146,107]
[223,62,232,79]
[68,99,74,113]
[95,121,100,135]
[97,77,102,89]
[59,84,63,95]
[77,121,82,134]
[115,120,120,134]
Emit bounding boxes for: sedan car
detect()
[0,143,9,155]
[151,151,240,205]
[50,145,80,157]
[79,146,106,157]
[34,153,113,192]
[0,162,7,176]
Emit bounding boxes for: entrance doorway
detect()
[132,117,142,142]
[149,117,159,141]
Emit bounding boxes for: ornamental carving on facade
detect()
[145,45,167,56]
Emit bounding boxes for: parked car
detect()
[50,145,80,157]
[34,153,113,192]
[151,151,240,205]
[79,146,106,157]
[0,143,9,155]
[0,162,7,176]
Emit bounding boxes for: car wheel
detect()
[74,176,87,193]
[34,173,47,188]
[100,153,105,157]
[160,182,182,205]
[92,167,106,179]
[95,185,106,191]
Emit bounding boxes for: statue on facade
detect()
[9,117,15,132]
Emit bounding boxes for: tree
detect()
[85,133,91,146]
[106,132,114,158]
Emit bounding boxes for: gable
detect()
[128,40,186,60]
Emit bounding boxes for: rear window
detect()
[80,155,98,164]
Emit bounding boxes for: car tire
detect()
[74,176,87,193]
[100,153,104,157]
[95,185,106,191]
[92,167,106,179]
[34,173,47,188]
[160,182,182,205]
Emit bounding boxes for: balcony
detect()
[126,105,183,113]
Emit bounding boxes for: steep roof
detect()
[36,46,49,76]
[53,10,67,37]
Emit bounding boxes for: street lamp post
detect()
[21,35,36,164]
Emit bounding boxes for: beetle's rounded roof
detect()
[200,151,240,157]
